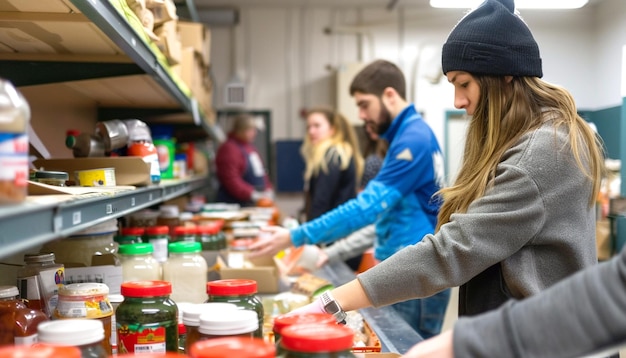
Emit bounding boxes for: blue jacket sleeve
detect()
[291,180,402,246]
[290,134,434,247]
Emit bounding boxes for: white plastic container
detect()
[118,243,161,282]
[162,241,207,304]
[37,319,108,358]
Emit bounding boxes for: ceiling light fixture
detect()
[430,0,588,9]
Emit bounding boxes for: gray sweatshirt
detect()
[358,119,597,315]
[453,246,626,358]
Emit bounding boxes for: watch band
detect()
[320,291,347,324]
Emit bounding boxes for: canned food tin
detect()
[75,168,116,187]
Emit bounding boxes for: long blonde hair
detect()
[436,76,605,232]
[301,107,364,186]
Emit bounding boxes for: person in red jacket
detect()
[215,114,273,206]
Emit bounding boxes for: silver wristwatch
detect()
[320,291,347,324]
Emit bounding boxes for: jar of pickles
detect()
[37,319,108,358]
[205,279,264,338]
[196,225,226,251]
[115,227,144,245]
[189,337,275,358]
[53,283,113,355]
[171,226,197,243]
[116,281,178,354]
[279,323,356,358]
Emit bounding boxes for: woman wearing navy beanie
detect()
[290,0,608,356]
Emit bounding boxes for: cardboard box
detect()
[150,0,178,26]
[33,157,152,186]
[177,21,211,66]
[154,20,182,65]
[218,254,280,294]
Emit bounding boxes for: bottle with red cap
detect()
[273,313,336,352]
[189,337,275,358]
[279,323,356,357]
[205,279,264,338]
[115,281,179,354]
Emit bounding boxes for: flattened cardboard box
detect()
[34,157,152,186]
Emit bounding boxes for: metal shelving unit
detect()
[0,177,206,260]
[0,1,215,260]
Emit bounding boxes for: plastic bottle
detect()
[116,281,179,354]
[118,243,162,281]
[151,125,176,180]
[279,323,356,358]
[205,279,264,338]
[125,119,161,184]
[37,319,108,358]
[16,252,64,317]
[162,242,208,304]
[0,285,48,346]
[0,79,29,204]
[188,337,275,358]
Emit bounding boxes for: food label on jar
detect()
[117,323,170,354]
[0,133,28,186]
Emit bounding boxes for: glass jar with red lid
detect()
[115,227,145,245]
[116,281,178,354]
[273,313,336,351]
[144,226,170,263]
[205,279,263,338]
[171,226,197,243]
[279,323,356,357]
[189,337,275,358]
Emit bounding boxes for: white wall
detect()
[208,1,626,152]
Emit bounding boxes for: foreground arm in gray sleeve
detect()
[323,224,376,263]
[453,246,626,358]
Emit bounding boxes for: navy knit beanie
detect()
[441,0,542,77]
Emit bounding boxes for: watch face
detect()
[325,301,340,314]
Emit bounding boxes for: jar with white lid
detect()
[197,310,258,341]
[37,319,108,358]
[182,303,238,352]
[162,242,207,304]
[118,243,161,282]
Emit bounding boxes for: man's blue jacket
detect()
[291,104,445,260]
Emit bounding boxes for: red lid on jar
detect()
[172,226,196,236]
[280,323,354,353]
[189,337,275,358]
[121,227,145,236]
[121,280,172,297]
[273,313,336,335]
[0,345,81,358]
[206,279,257,295]
[178,322,187,335]
[145,225,169,235]
[195,225,218,235]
